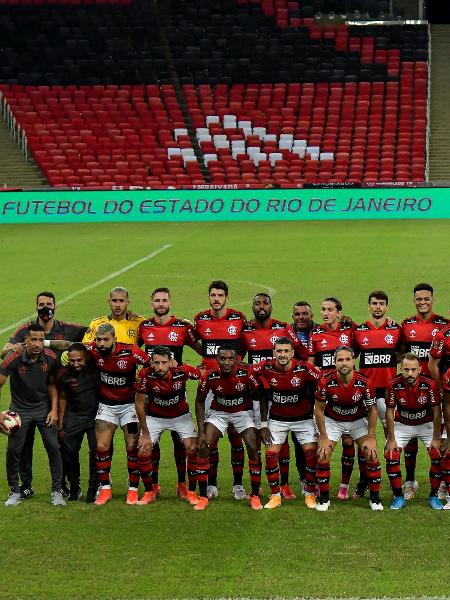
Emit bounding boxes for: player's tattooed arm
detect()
[49,339,72,351]
[1,342,25,358]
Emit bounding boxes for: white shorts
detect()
[146,413,197,445]
[376,397,386,427]
[205,389,213,418]
[324,416,369,443]
[96,402,138,428]
[253,400,261,429]
[268,418,317,446]
[394,421,434,449]
[206,409,256,435]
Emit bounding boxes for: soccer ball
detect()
[1,410,21,435]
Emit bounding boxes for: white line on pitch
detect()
[0,244,173,336]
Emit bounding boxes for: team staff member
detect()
[400,283,448,500]
[195,344,262,511]
[87,323,150,506]
[1,291,86,500]
[135,346,202,507]
[0,324,66,507]
[194,280,247,500]
[314,346,383,512]
[385,353,443,510]
[57,343,100,503]
[138,287,202,499]
[253,337,321,510]
[83,286,144,345]
[240,293,304,500]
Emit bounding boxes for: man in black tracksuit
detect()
[56,343,99,503]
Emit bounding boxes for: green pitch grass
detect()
[0,220,449,600]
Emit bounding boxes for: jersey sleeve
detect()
[0,352,18,377]
[363,382,376,407]
[305,363,321,385]
[63,323,88,342]
[308,333,316,359]
[315,377,327,403]
[385,383,395,408]
[82,320,99,344]
[183,364,201,380]
[430,330,445,359]
[134,366,149,393]
[9,323,29,344]
[133,346,151,366]
[198,373,210,396]
[429,380,441,406]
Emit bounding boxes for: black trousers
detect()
[59,414,97,490]
[7,408,62,493]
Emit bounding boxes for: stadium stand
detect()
[0,0,429,188]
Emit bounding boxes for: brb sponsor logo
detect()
[410,345,429,359]
[364,353,391,365]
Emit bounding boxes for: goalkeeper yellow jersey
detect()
[82,313,145,345]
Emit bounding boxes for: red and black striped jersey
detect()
[135,364,200,419]
[86,342,149,405]
[308,322,356,374]
[240,319,301,365]
[354,321,401,389]
[386,374,440,426]
[429,322,450,375]
[199,364,259,413]
[138,316,197,364]
[251,358,321,421]
[194,308,246,370]
[316,371,375,422]
[401,313,448,374]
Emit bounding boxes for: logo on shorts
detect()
[339,334,349,345]
[352,393,362,403]
[290,377,301,387]
[227,325,237,336]
[384,334,394,345]
[235,383,245,391]
[168,331,178,342]
[117,360,127,370]
[417,395,428,404]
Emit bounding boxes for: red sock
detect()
[385,448,402,494]
[265,450,280,494]
[341,443,355,485]
[96,449,112,487]
[138,450,153,492]
[278,440,290,485]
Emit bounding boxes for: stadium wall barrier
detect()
[0,188,445,224]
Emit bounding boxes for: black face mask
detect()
[97,346,113,357]
[37,306,54,322]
